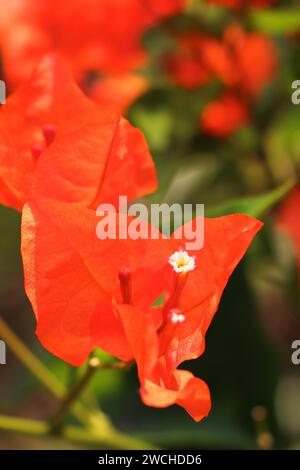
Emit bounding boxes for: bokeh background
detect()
[1,0,300,450]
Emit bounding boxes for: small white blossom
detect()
[168,250,196,274]
[169,309,185,324]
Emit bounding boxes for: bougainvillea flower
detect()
[277,186,300,284]
[164,34,233,90]
[116,216,262,419]
[223,25,277,99]
[164,35,211,90]
[200,94,249,137]
[0,0,187,89]
[21,197,262,419]
[165,26,277,99]
[0,55,157,211]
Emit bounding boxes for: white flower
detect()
[168,249,196,274]
[169,309,185,324]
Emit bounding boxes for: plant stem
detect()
[0,415,156,450]
[49,359,99,432]
[0,318,157,450]
[49,356,133,431]
[0,414,48,436]
[0,317,64,396]
[0,317,88,425]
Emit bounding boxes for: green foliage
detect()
[251,8,300,35]
[207,180,295,218]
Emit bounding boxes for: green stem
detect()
[0,317,90,426]
[0,414,48,436]
[49,358,99,431]
[0,415,156,450]
[0,317,65,396]
[0,319,157,450]
[49,357,132,431]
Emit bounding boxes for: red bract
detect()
[0,55,157,211]
[165,26,277,99]
[117,216,262,419]
[223,25,277,99]
[164,34,232,90]
[0,0,186,89]
[21,197,262,419]
[21,199,170,365]
[164,26,277,137]
[277,186,300,284]
[200,94,249,137]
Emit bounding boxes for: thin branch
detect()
[0,317,92,426]
[0,414,156,450]
[49,357,132,431]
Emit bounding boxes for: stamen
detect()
[30,143,44,159]
[169,308,185,324]
[118,267,132,305]
[43,124,56,146]
[168,249,196,274]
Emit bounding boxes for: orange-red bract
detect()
[164,25,277,137]
[200,94,249,137]
[165,26,277,99]
[223,25,277,99]
[117,216,262,419]
[164,34,232,90]
[21,199,170,364]
[21,196,262,420]
[0,55,157,211]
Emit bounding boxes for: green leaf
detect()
[206,180,295,218]
[251,8,300,35]
[152,292,165,307]
[265,106,300,176]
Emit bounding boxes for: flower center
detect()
[168,249,195,274]
[169,308,185,325]
[158,251,195,335]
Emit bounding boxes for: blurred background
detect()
[1,0,300,450]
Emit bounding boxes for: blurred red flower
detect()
[0,0,186,89]
[277,186,300,283]
[200,94,249,137]
[165,25,277,137]
[21,198,262,419]
[223,25,277,99]
[164,34,232,90]
[0,55,157,211]
[166,26,277,98]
